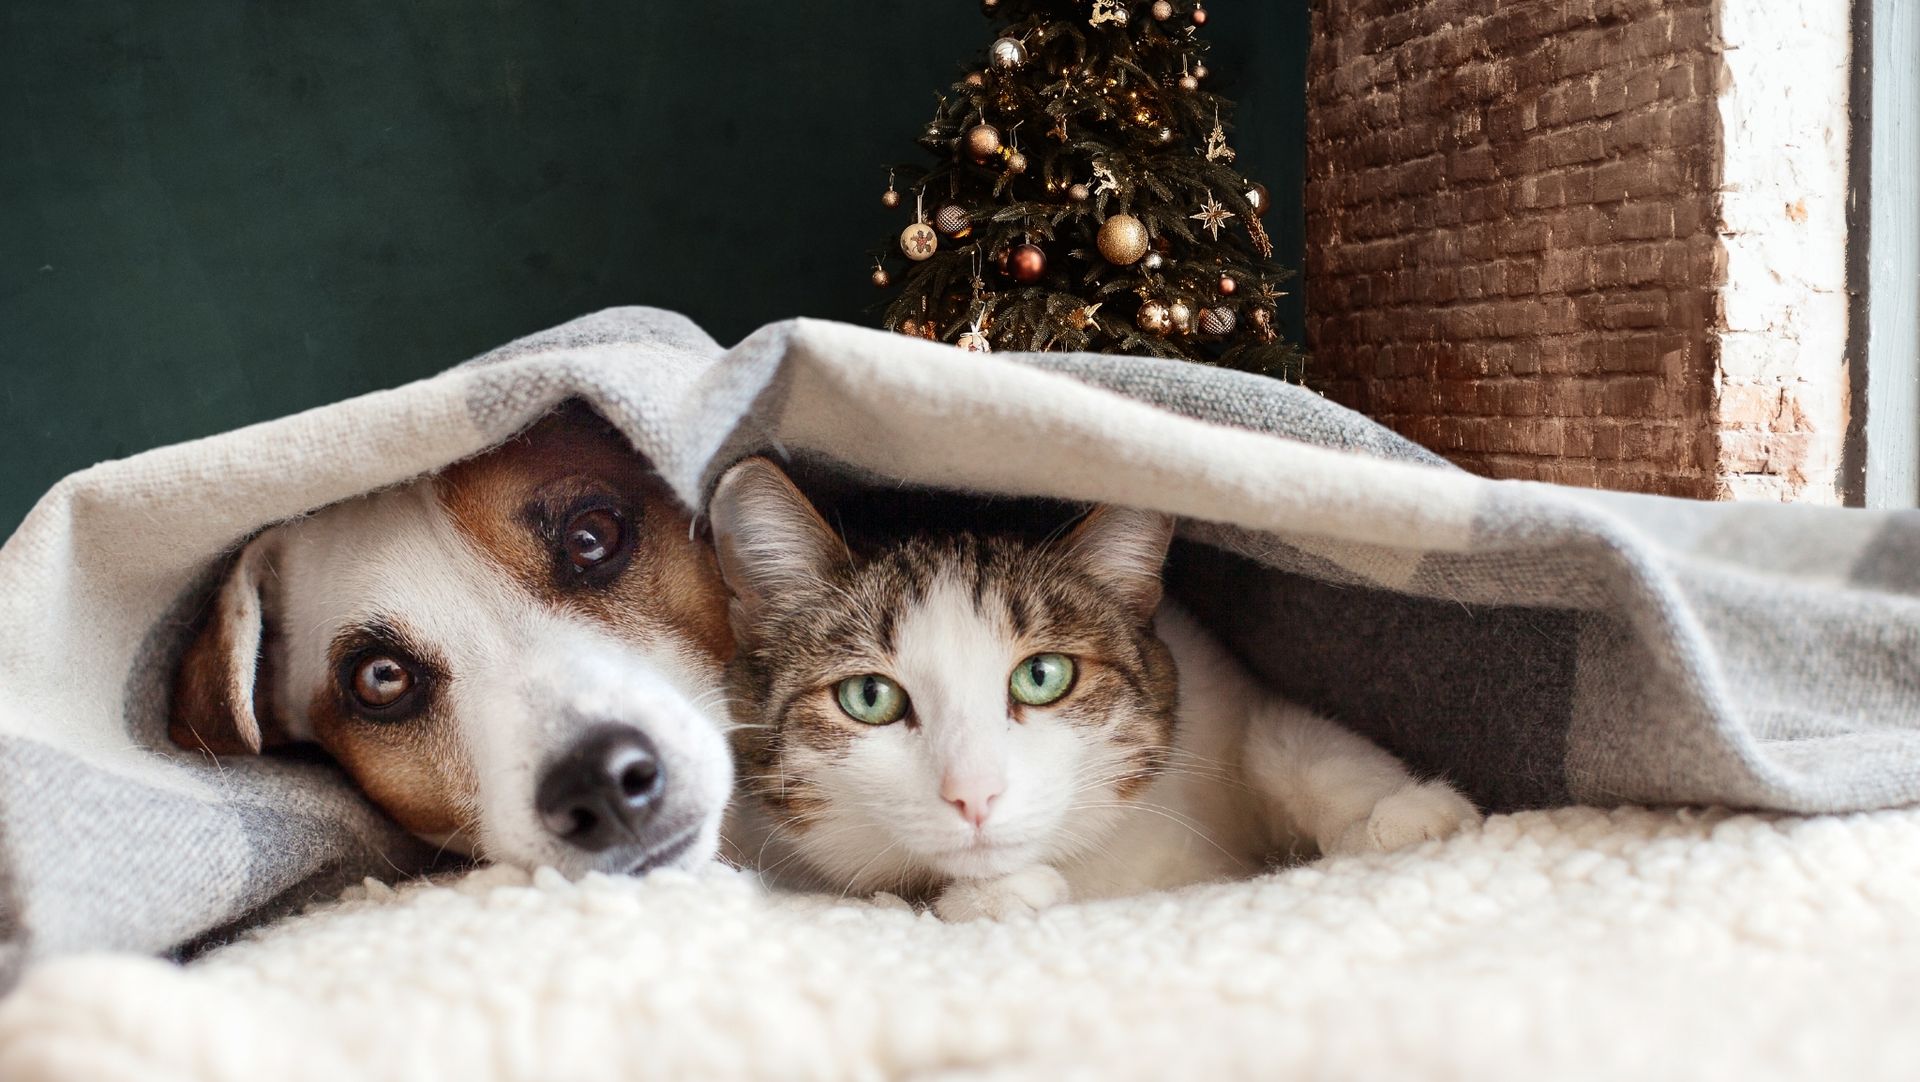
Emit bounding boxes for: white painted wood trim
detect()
[1862,0,1920,508]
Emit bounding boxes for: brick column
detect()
[1306,0,1851,501]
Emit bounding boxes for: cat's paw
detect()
[932,865,1069,922]
[1326,781,1481,857]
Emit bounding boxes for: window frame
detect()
[1848,0,1920,508]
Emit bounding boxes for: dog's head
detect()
[169,402,736,876]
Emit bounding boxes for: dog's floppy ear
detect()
[1058,505,1176,622]
[707,456,849,635]
[169,532,284,757]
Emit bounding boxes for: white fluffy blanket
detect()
[6,805,1919,1082]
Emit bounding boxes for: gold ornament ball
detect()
[1218,274,1237,295]
[1005,150,1028,174]
[900,222,938,261]
[1098,214,1150,265]
[1151,0,1173,17]
[1194,63,1209,79]
[981,0,999,11]
[934,204,972,236]
[1192,4,1208,24]
[1009,242,1047,282]
[1179,74,1200,91]
[958,330,993,353]
[871,267,891,288]
[1199,306,1237,336]
[1169,299,1194,334]
[989,36,1027,70]
[1137,300,1173,335]
[1246,182,1271,217]
[965,123,1003,162]
[964,71,986,88]
[1068,182,1091,202]
[881,189,901,209]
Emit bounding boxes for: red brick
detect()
[1307,0,1723,497]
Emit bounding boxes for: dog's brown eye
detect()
[351,655,414,709]
[564,508,623,572]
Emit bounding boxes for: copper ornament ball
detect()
[964,71,986,88]
[1005,150,1028,174]
[881,189,901,209]
[1246,182,1271,217]
[1096,214,1150,265]
[871,267,892,288]
[1137,300,1173,335]
[1151,0,1173,17]
[900,222,938,261]
[1192,4,1208,24]
[1068,182,1091,202]
[900,319,922,337]
[989,36,1027,70]
[1178,74,1200,91]
[1199,306,1237,336]
[1009,243,1047,283]
[965,123,1004,162]
[1194,63,1209,79]
[1218,274,1237,295]
[934,204,972,236]
[1168,299,1195,334]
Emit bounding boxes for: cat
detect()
[707,456,1481,921]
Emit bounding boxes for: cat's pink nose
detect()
[941,774,1002,828]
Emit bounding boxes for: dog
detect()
[168,401,737,877]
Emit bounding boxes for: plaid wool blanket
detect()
[2,307,1917,987]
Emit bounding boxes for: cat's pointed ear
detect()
[1059,505,1175,621]
[708,456,849,629]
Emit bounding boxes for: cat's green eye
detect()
[1009,653,1076,707]
[835,674,910,725]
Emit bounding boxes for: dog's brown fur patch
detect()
[438,402,733,668]
[307,682,471,837]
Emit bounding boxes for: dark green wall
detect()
[0,1,1308,538]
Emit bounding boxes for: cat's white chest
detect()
[1056,605,1274,900]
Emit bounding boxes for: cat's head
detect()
[709,457,1177,891]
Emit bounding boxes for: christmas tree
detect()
[872,0,1301,379]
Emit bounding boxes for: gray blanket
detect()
[3,308,1916,989]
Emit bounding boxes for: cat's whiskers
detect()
[837,838,907,899]
[1067,798,1240,864]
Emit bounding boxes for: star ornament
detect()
[1190,192,1236,240]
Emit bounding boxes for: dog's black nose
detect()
[536,725,667,852]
